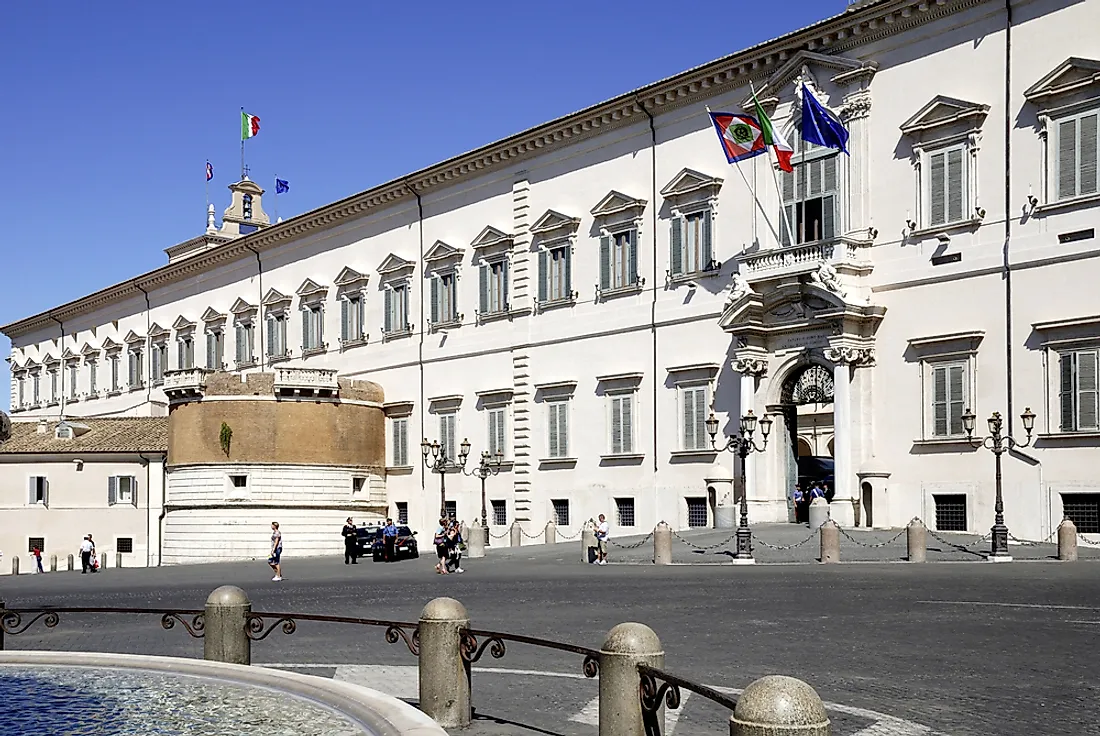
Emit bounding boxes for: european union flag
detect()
[276,178,289,194]
[800,84,850,155]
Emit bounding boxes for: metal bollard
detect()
[12,557,19,575]
[545,521,557,545]
[510,522,522,548]
[599,623,664,736]
[418,597,471,728]
[907,519,927,563]
[50,555,57,572]
[203,585,252,665]
[653,522,672,565]
[582,527,597,563]
[115,552,123,569]
[1058,518,1078,562]
[67,554,74,572]
[730,675,830,736]
[466,525,486,559]
[819,520,840,564]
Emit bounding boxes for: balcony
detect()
[273,367,339,397]
[162,368,208,401]
[737,236,872,284]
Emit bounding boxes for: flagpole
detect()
[705,105,780,245]
[240,107,246,180]
[205,160,209,213]
[273,175,279,223]
[749,83,797,246]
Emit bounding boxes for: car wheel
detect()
[411,550,419,559]
[373,553,382,562]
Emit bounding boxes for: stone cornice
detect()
[0,0,992,341]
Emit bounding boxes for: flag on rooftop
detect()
[708,112,767,164]
[206,162,214,181]
[241,111,261,141]
[276,178,289,194]
[800,84,849,155]
[751,93,794,173]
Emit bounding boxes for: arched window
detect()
[242,194,253,221]
[780,126,840,245]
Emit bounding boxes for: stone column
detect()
[733,356,767,512]
[653,523,672,565]
[204,585,251,665]
[510,522,522,548]
[49,555,57,572]
[599,623,664,736]
[466,525,486,559]
[1058,518,1078,562]
[545,521,557,544]
[907,519,927,563]
[418,597,471,729]
[582,527,597,563]
[824,347,860,527]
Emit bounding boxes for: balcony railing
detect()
[737,237,869,282]
[273,367,339,395]
[162,368,208,394]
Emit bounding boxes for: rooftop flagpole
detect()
[240,107,246,179]
[273,175,279,223]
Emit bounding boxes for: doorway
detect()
[779,363,835,522]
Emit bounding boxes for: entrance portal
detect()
[779,363,835,522]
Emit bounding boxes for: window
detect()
[32,372,40,404]
[430,272,458,324]
[235,323,254,365]
[680,385,709,450]
[151,343,166,383]
[931,362,968,437]
[242,193,253,220]
[177,336,195,369]
[439,411,457,463]
[266,314,288,358]
[487,407,507,458]
[1061,493,1100,534]
[206,330,224,369]
[230,474,248,489]
[1056,111,1099,201]
[670,209,713,276]
[67,364,78,396]
[547,400,569,458]
[1059,349,1098,432]
[479,259,508,315]
[615,497,636,527]
[48,369,58,403]
[108,476,137,506]
[17,375,24,406]
[391,416,409,466]
[352,477,366,494]
[384,283,410,335]
[396,501,409,525]
[933,494,968,531]
[538,245,572,303]
[28,537,45,553]
[302,304,324,352]
[780,130,839,245]
[687,497,709,527]
[128,349,143,389]
[28,476,48,505]
[88,361,98,395]
[609,393,635,455]
[552,499,570,526]
[444,500,457,520]
[341,295,365,343]
[109,355,120,392]
[117,538,134,554]
[599,229,638,291]
[926,144,967,227]
[491,500,507,526]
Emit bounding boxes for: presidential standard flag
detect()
[276,178,289,194]
[206,162,214,181]
[800,84,849,155]
[708,112,767,164]
[241,111,261,140]
[751,94,794,172]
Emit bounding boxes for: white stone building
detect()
[4,0,1100,557]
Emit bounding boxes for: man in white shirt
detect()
[595,514,610,566]
[79,536,93,574]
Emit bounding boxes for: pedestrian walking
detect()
[444,521,464,574]
[382,518,398,562]
[342,517,358,565]
[79,535,93,574]
[88,534,98,572]
[594,514,610,566]
[434,517,450,574]
[32,546,43,574]
[268,521,283,581]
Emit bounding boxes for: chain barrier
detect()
[1007,529,1059,547]
[555,527,585,541]
[926,527,991,551]
[519,522,551,540]
[610,533,654,550]
[488,528,511,539]
[837,527,907,548]
[670,530,739,551]
[753,531,817,551]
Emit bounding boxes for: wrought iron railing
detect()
[460,627,601,678]
[637,663,739,736]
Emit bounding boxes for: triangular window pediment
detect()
[531,209,581,235]
[124,330,146,344]
[1024,57,1100,104]
[900,96,989,136]
[753,51,876,106]
[262,288,291,306]
[295,278,329,297]
[80,343,99,358]
[660,168,724,199]
[201,307,226,323]
[148,322,169,337]
[471,225,513,250]
[590,191,647,219]
[334,266,369,287]
[424,240,465,263]
[229,298,257,315]
[101,338,121,352]
[61,348,78,361]
[43,354,60,366]
[172,315,196,331]
[377,253,415,275]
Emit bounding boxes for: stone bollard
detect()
[819,520,840,564]
[418,597,471,729]
[466,525,486,559]
[599,623,664,736]
[510,522,522,548]
[459,522,469,546]
[653,523,672,565]
[807,498,830,530]
[907,519,927,563]
[730,675,830,736]
[582,527,597,564]
[116,552,123,569]
[545,521,557,544]
[204,585,252,665]
[1058,518,1078,562]
[50,555,57,572]
[11,557,19,575]
[67,554,74,571]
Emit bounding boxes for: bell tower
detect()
[221,176,270,236]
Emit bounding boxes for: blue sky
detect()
[0,0,838,410]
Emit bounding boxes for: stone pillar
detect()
[819,520,840,564]
[510,522,522,548]
[67,554,74,571]
[653,522,672,565]
[466,525,486,559]
[418,597,471,729]
[49,555,57,572]
[115,552,123,569]
[907,519,927,563]
[827,352,855,527]
[545,521,557,545]
[204,585,251,665]
[1058,518,1078,562]
[582,528,597,563]
[11,557,19,575]
[807,498,830,530]
[730,675,830,736]
[100,554,107,570]
[459,522,469,544]
[599,623,664,736]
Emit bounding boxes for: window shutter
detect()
[265,318,274,356]
[496,409,506,457]
[822,195,836,240]
[430,276,441,323]
[398,418,408,466]
[948,365,966,436]
[1078,350,1098,431]
[384,289,393,332]
[809,157,822,196]
[947,148,965,223]
[682,389,696,449]
[611,397,623,454]
[564,245,572,294]
[929,151,946,226]
[340,299,349,341]
[43,479,48,507]
[301,309,310,349]
[205,333,214,369]
[1060,352,1076,431]
[547,404,558,457]
[1058,118,1077,200]
[108,476,117,506]
[357,297,365,338]
[701,210,712,270]
[823,155,838,193]
[502,260,510,309]
[931,366,948,436]
[28,477,36,504]
[622,394,633,453]
[488,409,498,455]
[479,263,489,313]
[670,216,683,275]
[152,345,161,377]
[599,235,611,290]
[236,326,245,362]
[1081,114,1098,197]
[693,388,707,450]
[538,250,548,302]
[177,340,184,369]
[781,204,795,246]
[131,477,139,507]
[628,229,639,284]
[559,403,568,457]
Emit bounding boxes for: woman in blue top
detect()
[268,521,283,581]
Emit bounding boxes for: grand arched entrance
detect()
[777,363,835,522]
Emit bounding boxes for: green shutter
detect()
[611,397,622,454]
[1060,352,1076,431]
[823,155,838,193]
[599,235,611,290]
[564,246,572,295]
[301,309,310,349]
[548,404,559,457]
[929,151,946,226]
[701,210,712,270]
[1079,350,1098,431]
[947,147,965,223]
[502,260,510,309]
[621,394,633,453]
[682,388,696,449]
[822,194,836,240]
[495,408,506,457]
[1058,118,1077,200]
[948,364,966,436]
[932,366,948,437]
[781,204,795,246]
[628,229,638,284]
[538,250,548,302]
[670,216,683,275]
[384,289,393,332]
[479,263,489,313]
[341,299,349,341]
[108,476,117,506]
[430,277,441,323]
[1081,114,1098,196]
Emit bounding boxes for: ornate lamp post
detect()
[961,406,1036,560]
[462,449,505,540]
[705,410,773,560]
[421,437,471,518]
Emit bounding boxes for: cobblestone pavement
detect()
[2,538,1098,736]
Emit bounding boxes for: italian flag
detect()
[751,94,793,172]
[241,111,260,141]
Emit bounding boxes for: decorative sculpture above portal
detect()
[725,273,751,305]
[809,263,846,299]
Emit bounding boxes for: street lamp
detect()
[705,410,773,560]
[462,449,505,540]
[421,437,472,518]
[961,406,1036,560]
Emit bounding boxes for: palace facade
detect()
[4,0,1100,562]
